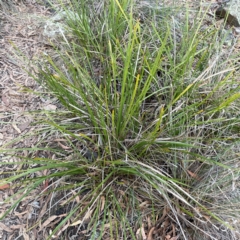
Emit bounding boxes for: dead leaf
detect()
[203,215,211,221]
[70,219,83,226]
[103,221,116,229]
[38,194,52,220]
[139,201,150,209]
[165,235,171,240]
[43,104,57,111]
[14,210,28,217]
[39,214,66,231]
[100,196,105,212]
[22,229,30,240]
[0,183,10,190]
[0,222,13,233]
[136,228,141,239]
[12,123,21,134]
[170,236,179,240]
[83,208,93,222]
[39,216,59,231]
[147,216,151,230]
[147,227,155,240]
[42,180,49,192]
[172,223,176,236]
[71,190,80,204]
[57,221,70,236]
[187,170,199,179]
[10,224,25,230]
[57,141,71,150]
[140,223,147,240]
[157,205,169,224]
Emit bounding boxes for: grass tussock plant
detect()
[1,0,240,239]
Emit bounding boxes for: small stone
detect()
[216,7,240,27]
[215,0,240,28]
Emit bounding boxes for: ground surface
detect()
[0,1,60,239]
[0,0,240,239]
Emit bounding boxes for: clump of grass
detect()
[1,0,240,239]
